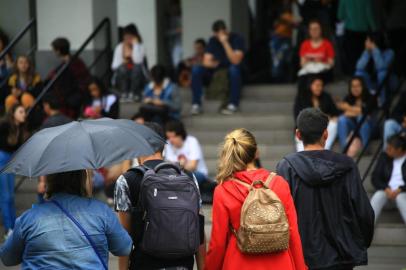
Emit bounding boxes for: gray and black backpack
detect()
[130,162,201,259]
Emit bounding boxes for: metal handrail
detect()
[360,79,406,182]
[342,63,394,155]
[0,18,36,61]
[27,17,112,115]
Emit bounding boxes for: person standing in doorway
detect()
[277,108,375,270]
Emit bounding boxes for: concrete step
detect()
[192,129,295,145]
[184,114,294,131]
[373,224,406,246]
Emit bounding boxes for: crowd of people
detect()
[0,0,405,269]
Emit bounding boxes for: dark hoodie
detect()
[276,150,374,270]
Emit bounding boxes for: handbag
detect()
[50,200,108,270]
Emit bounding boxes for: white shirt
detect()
[389,155,406,191]
[91,94,117,113]
[111,42,145,70]
[164,135,208,176]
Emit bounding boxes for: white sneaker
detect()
[4,229,13,241]
[221,104,238,115]
[191,104,202,115]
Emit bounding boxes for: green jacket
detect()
[338,0,378,32]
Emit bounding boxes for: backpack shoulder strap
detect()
[264,172,277,189]
[50,200,108,270]
[230,178,252,189]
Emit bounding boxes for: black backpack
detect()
[129,162,201,259]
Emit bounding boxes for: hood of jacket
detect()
[223,168,271,203]
[284,151,353,187]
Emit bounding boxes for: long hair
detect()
[13,55,36,86]
[347,76,370,103]
[45,170,90,199]
[216,129,257,184]
[4,103,25,146]
[299,75,324,104]
[88,76,109,97]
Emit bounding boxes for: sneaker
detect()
[221,104,238,115]
[4,229,13,241]
[191,104,202,115]
[128,92,134,102]
[120,93,128,102]
[133,94,141,103]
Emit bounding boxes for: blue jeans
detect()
[193,171,208,184]
[191,64,242,106]
[383,119,404,149]
[338,115,372,150]
[355,48,395,104]
[0,150,16,231]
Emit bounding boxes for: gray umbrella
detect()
[1,118,165,177]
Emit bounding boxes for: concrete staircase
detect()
[122,81,406,248]
[4,82,406,269]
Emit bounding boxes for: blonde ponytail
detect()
[216,129,257,184]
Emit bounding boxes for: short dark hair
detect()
[194,38,206,47]
[131,112,145,121]
[51,37,70,55]
[42,94,62,110]
[144,122,166,153]
[45,170,88,199]
[150,65,166,85]
[123,23,143,43]
[297,108,329,145]
[165,120,187,140]
[212,20,227,32]
[387,133,406,151]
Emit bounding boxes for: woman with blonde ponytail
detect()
[205,129,307,270]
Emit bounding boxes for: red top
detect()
[205,169,308,270]
[299,39,335,64]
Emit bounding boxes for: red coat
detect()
[205,169,308,270]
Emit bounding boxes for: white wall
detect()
[181,0,231,58]
[0,0,32,55]
[92,0,118,49]
[36,0,94,50]
[117,0,157,66]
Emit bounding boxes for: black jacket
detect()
[276,150,374,270]
[372,152,406,192]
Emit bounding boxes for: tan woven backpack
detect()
[230,173,290,254]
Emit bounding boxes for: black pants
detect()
[343,29,368,75]
[388,27,406,77]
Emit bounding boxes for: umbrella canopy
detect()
[1,118,165,177]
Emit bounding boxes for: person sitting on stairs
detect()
[190,20,245,115]
[370,133,406,224]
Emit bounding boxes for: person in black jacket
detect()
[383,91,406,149]
[277,108,375,270]
[294,76,340,151]
[370,133,406,224]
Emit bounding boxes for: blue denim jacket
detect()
[0,193,132,269]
